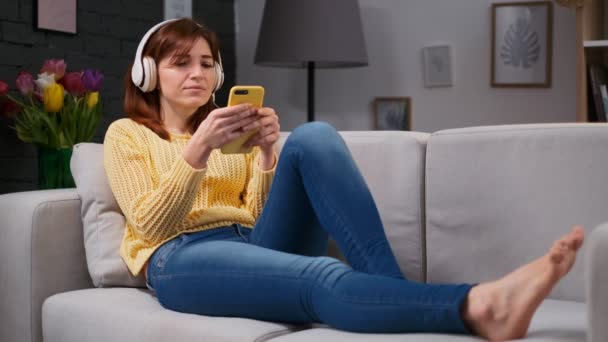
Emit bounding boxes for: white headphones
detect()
[131,19,225,94]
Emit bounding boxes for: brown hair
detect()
[124,18,220,140]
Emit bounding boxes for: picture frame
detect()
[491,1,553,87]
[373,97,411,131]
[422,45,453,88]
[35,0,77,35]
[164,0,193,20]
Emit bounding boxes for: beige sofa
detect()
[1,123,607,342]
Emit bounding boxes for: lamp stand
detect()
[307,61,315,122]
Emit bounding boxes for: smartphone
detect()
[220,85,265,154]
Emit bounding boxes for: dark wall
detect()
[0,0,236,194]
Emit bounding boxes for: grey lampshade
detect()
[254,0,368,69]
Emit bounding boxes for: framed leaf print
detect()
[491,1,552,87]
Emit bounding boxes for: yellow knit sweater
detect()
[103,118,276,276]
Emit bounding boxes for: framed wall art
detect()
[373,97,411,131]
[491,1,553,87]
[36,0,77,34]
[422,44,453,88]
[164,0,193,20]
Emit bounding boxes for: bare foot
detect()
[462,226,585,341]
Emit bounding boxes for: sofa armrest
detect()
[0,189,93,342]
[586,223,608,342]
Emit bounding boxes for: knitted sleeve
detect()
[103,122,206,244]
[242,147,276,220]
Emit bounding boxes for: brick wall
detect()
[0,0,236,194]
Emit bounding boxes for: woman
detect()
[104,18,585,341]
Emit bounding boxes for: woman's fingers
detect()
[218,106,277,130]
[258,123,277,136]
[242,110,278,130]
[242,115,270,132]
[240,118,261,132]
[246,131,280,147]
[257,107,276,117]
[244,119,280,147]
[208,104,257,129]
[211,103,251,118]
[222,114,259,135]
[205,106,280,148]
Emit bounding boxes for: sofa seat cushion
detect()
[266,299,586,341]
[42,288,298,342]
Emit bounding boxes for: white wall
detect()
[235,0,576,132]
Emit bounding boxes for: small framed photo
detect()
[373,97,411,131]
[422,45,453,88]
[164,0,193,20]
[35,0,77,34]
[491,1,553,87]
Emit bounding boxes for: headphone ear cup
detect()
[214,62,224,92]
[131,61,143,87]
[141,56,157,92]
[148,58,158,91]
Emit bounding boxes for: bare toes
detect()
[572,225,585,234]
[550,245,564,263]
[572,238,583,251]
[571,227,585,250]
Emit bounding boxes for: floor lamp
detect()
[254,0,368,122]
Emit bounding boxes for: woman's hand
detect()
[243,107,280,152]
[182,103,258,169]
[243,107,280,170]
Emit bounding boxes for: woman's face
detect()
[157,38,216,117]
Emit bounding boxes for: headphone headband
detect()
[131,18,224,96]
[131,19,177,88]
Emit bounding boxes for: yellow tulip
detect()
[43,83,64,112]
[86,91,99,108]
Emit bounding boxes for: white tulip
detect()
[34,72,56,92]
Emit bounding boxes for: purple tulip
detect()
[16,71,34,95]
[81,69,104,92]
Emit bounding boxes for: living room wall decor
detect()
[163,0,192,20]
[372,97,411,131]
[36,0,77,34]
[491,1,553,87]
[422,44,453,88]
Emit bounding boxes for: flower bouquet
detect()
[0,59,104,189]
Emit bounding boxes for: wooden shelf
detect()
[568,0,606,122]
[584,40,608,48]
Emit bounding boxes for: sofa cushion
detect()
[71,143,145,287]
[42,288,297,342]
[265,299,586,341]
[70,129,429,288]
[425,123,608,301]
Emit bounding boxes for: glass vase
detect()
[37,146,76,190]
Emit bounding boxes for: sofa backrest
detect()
[71,129,430,287]
[425,123,608,302]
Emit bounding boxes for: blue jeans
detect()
[147,122,473,334]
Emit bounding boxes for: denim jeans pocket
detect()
[153,235,187,272]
